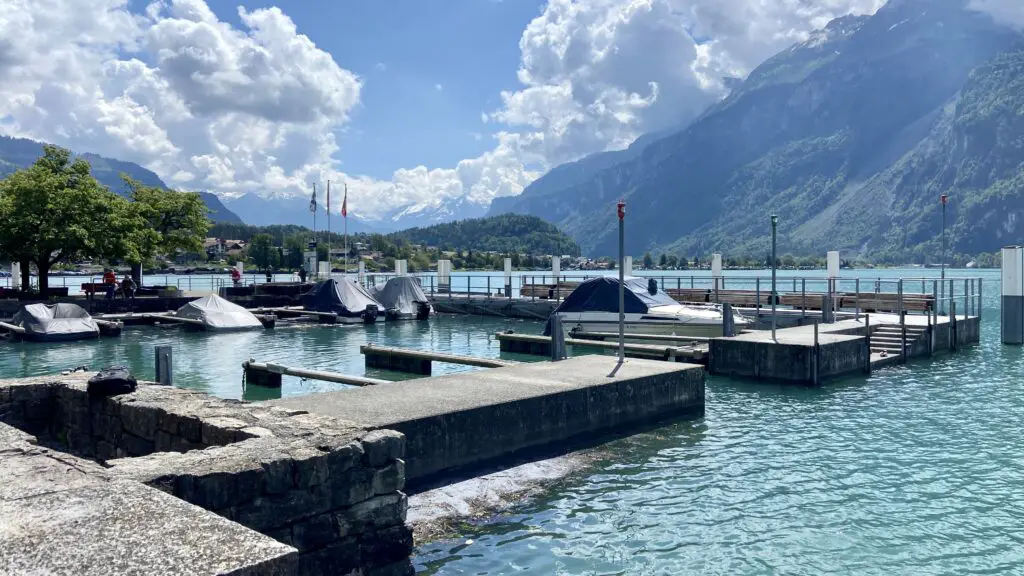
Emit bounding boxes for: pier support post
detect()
[1002,246,1023,345]
[712,254,722,294]
[550,313,567,361]
[243,359,282,388]
[504,258,512,297]
[812,321,820,386]
[864,314,871,374]
[900,311,907,364]
[723,303,735,337]
[155,346,173,386]
[951,302,958,352]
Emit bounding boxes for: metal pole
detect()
[940,194,947,309]
[617,201,626,363]
[771,214,778,341]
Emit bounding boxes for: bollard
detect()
[864,314,871,374]
[155,346,173,386]
[900,311,907,364]
[812,321,820,386]
[951,301,958,352]
[550,313,567,361]
[723,303,735,337]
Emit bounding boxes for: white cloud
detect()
[969,0,1024,28]
[0,0,890,225]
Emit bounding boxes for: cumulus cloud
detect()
[0,0,890,224]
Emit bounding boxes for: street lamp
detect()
[771,214,778,341]
[617,199,626,363]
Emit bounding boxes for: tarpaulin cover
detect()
[13,303,99,340]
[544,276,677,335]
[371,277,429,316]
[175,294,263,331]
[303,278,382,317]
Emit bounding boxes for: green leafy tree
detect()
[0,146,149,292]
[122,176,209,280]
[248,233,275,271]
[658,253,668,268]
[643,252,654,269]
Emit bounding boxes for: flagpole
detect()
[311,183,317,279]
[327,180,332,277]
[344,183,349,278]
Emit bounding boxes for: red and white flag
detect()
[342,183,348,218]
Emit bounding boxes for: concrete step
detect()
[874,326,926,334]
[871,337,910,345]
[871,346,903,354]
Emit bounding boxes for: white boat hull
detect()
[555,306,751,339]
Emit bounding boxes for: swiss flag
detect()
[342,183,348,218]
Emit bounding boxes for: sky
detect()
[0,0,1020,224]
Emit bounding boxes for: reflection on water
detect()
[0,315,543,398]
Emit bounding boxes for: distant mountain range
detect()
[490,0,1024,261]
[0,136,242,223]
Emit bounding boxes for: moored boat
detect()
[302,278,381,324]
[544,276,751,339]
[371,277,432,321]
[174,294,265,331]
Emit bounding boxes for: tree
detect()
[658,253,668,268]
[678,256,689,270]
[0,146,149,293]
[643,252,654,269]
[248,234,275,271]
[667,255,678,269]
[122,176,209,281]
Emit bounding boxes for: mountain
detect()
[223,191,491,233]
[389,214,580,256]
[0,136,242,223]
[222,193,378,233]
[489,0,1024,261]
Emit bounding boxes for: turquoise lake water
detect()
[0,268,1011,574]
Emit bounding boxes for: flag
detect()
[309,183,317,213]
[342,183,348,218]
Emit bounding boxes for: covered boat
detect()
[11,303,100,342]
[371,277,432,320]
[302,278,381,323]
[544,276,751,338]
[174,294,264,331]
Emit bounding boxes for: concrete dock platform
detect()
[270,356,705,488]
[0,424,298,576]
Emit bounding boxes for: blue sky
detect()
[203,0,546,181]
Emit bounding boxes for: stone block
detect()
[202,417,248,446]
[292,447,330,489]
[0,385,10,406]
[372,460,406,495]
[343,493,407,532]
[155,430,173,452]
[358,525,414,571]
[101,414,123,445]
[177,415,203,443]
[330,465,375,507]
[234,485,334,531]
[320,439,363,474]
[157,409,179,434]
[241,426,275,438]
[265,526,294,547]
[169,435,204,454]
[260,458,294,495]
[292,512,338,551]
[121,433,155,457]
[361,430,404,467]
[296,538,359,576]
[176,471,238,511]
[120,404,158,441]
[95,441,116,462]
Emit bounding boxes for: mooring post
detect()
[802,278,806,318]
[755,278,760,316]
[770,215,778,341]
[723,303,734,337]
[813,320,820,386]
[864,314,871,374]
[155,345,172,386]
[927,307,934,356]
[855,278,861,321]
[900,311,907,364]
[617,200,626,363]
[550,313,567,362]
[951,301,958,352]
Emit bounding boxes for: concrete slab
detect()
[0,446,298,576]
[268,356,704,485]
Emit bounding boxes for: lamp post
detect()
[617,199,626,363]
[771,214,778,341]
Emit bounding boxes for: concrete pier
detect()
[0,373,414,576]
[361,344,516,376]
[1002,246,1023,345]
[270,356,705,488]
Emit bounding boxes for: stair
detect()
[869,325,926,356]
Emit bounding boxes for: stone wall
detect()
[0,374,413,576]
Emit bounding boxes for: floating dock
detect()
[496,332,709,363]
[269,356,705,488]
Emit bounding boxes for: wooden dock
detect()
[360,344,517,375]
[495,332,709,364]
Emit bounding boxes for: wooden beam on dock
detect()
[494,332,708,364]
[359,343,517,376]
[242,359,389,388]
[253,307,339,324]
